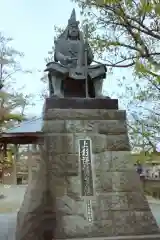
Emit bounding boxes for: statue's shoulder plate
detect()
[55,39,67,52]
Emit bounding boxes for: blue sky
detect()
[0,0,132,116]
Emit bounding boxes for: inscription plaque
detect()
[86,199,93,222]
[79,139,94,197]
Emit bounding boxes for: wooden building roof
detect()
[0,118,43,144]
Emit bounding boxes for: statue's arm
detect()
[54,51,66,62]
[54,40,67,62]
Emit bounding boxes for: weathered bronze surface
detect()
[45,9,107,98]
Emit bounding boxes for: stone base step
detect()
[44,97,118,110]
[58,235,160,240]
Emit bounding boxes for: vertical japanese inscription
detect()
[79,139,94,197]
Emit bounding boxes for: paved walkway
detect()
[0,185,26,240]
[0,213,17,240]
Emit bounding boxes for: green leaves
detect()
[135,61,146,74]
[155,3,160,16]
[140,0,152,13]
[95,0,119,5]
[0,90,32,130]
[3,113,26,122]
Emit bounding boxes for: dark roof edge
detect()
[0,131,42,138]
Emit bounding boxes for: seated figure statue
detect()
[45,8,107,98]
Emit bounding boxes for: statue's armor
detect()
[45,8,107,98]
[55,39,93,67]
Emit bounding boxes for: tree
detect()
[70,0,160,151]
[0,32,35,176]
[72,0,160,70]
[0,32,31,86]
[0,32,34,131]
[0,91,34,131]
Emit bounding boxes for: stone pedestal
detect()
[15,98,160,240]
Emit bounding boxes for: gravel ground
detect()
[0,185,159,240]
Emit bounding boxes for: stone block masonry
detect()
[15,100,160,240]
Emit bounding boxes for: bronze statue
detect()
[45,9,107,98]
